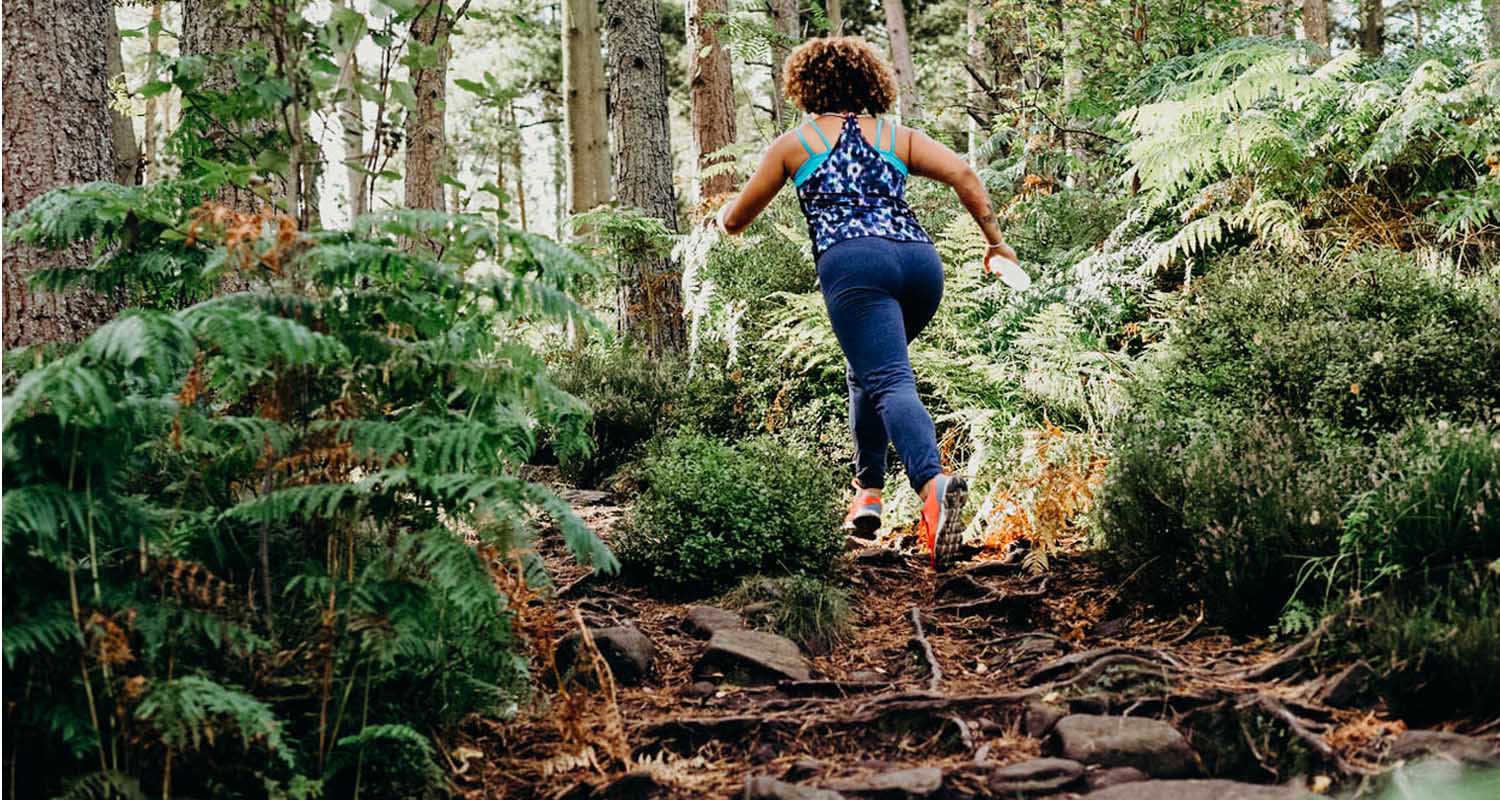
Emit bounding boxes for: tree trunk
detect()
[688,0,737,200]
[1488,0,1500,56]
[2,0,122,348]
[563,0,612,213]
[1359,0,1383,57]
[769,0,798,128]
[826,0,843,34]
[334,0,368,217]
[144,0,164,181]
[882,0,922,120]
[966,0,983,165]
[404,4,452,211]
[510,100,528,231]
[605,0,685,355]
[182,0,289,213]
[1258,0,1290,37]
[105,7,141,185]
[1301,0,1330,60]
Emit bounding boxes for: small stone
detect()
[683,606,746,639]
[555,625,657,686]
[1086,766,1148,790]
[696,629,812,684]
[987,757,1084,794]
[784,758,825,781]
[1093,618,1130,639]
[1388,730,1500,766]
[744,776,846,800]
[846,534,877,551]
[1023,700,1069,738]
[823,766,943,797]
[853,547,903,567]
[848,670,885,683]
[683,680,717,698]
[1082,779,1314,799]
[594,769,663,798]
[1052,714,1197,779]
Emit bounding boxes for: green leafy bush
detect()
[723,575,852,655]
[616,433,843,596]
[1097,250,1500,630]
[2,184,613,799]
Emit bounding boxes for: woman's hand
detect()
[982,240,1019,275]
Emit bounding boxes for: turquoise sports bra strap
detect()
[883,118,898,154]
[809,117,833,150]
[794,125,817,157]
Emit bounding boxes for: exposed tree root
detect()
[908,605,943,692]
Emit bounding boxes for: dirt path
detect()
[455,487,1499,799]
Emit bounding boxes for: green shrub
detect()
[1096,250,1500,630]
[616,433,843,596]
[723,575,852,655]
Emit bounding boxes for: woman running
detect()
[713,36,1018,567]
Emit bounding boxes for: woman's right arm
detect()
[907,129,1018,267]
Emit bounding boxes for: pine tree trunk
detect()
[826,0,843,34]
[2,0,122,348]
[882,0,922,120]
[404,4,452,211]
[182,0,288,213]
[769,0,798,128]
[563,0,612,213]
[1359,0,1384,57]
[1258,0,1289,37]
[334,0,368,217]
[1301,0,1331,60]
[605,0,685,355]
[688,0,737,200]
[105,7,141,185]
[1488,0,1500,56]
[144,0,164,181]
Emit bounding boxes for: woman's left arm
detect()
[717,136,791,235]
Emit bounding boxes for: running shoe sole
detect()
[932,476,968,568]
[844,512,881,536]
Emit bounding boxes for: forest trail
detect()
[458,483,1500,799]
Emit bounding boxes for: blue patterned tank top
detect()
[792,114,933,259]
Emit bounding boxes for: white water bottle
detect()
[981,253,1031,291]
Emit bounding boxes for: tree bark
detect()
[144,0,165,181]
[882,0,922,120]
[182,0,306,219]
[1258,0,1290,37]
[966,0,983,165]
[563,0,612,213]
[769,0,799,128]
[1301,0,1330,60]
[2,0,122,348]
[1488,0,1500,56]
[826,0,843,35]
[404,3,453,211]
[1359,0,1383,57]
[105,7,141,185]
[334,0,368,217]
[605,0,685,355]
[688,0,737,200]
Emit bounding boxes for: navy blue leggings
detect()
[815,236,944,493]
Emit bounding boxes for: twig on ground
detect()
[909,605,943,692]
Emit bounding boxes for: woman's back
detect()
[788,113,931,257]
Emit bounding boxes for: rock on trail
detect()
[1051,714,1198,778]
[696,628,812,683]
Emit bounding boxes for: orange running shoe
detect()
[842,481,883,535]
[919,474,968,568]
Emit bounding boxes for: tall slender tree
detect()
[882,0,922,120]
[1302,0,1331,60]
[688,0,737,199]
[405,2,454,211]
[334,0,368,217]
[1359,0,1384,56]
[106,7,141,185]
[563,0,612,213]
[143,0,166,181]
[3,0,121,348]
[1486,0,1500,55]
[826,0,843,34]
[605,0,685,355]
[769,0,799,128]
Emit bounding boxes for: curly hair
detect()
[782,37,898,116]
